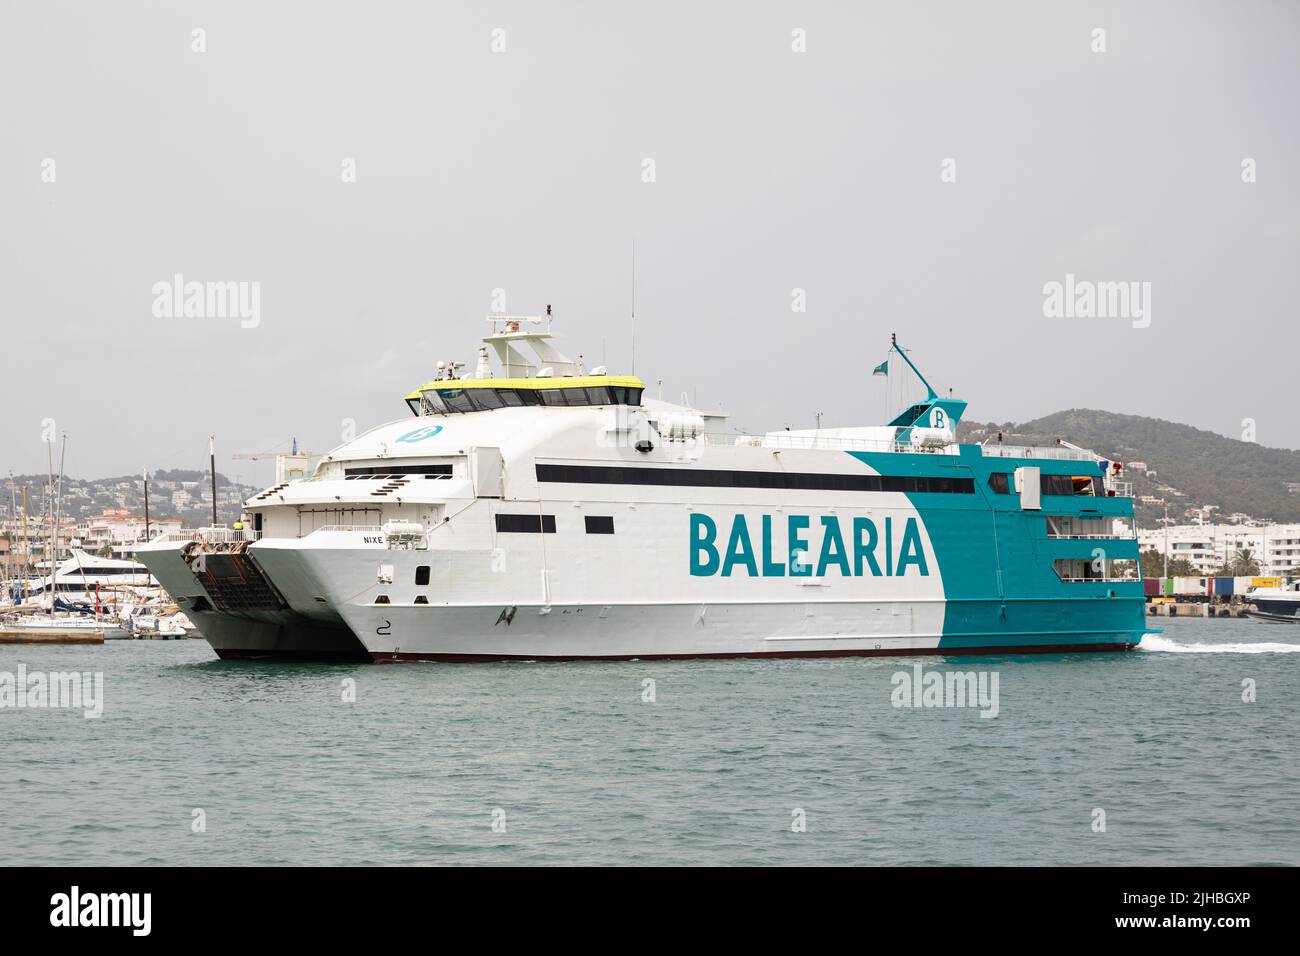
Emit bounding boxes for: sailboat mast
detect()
[3,477,13,596]
[21,486,30,600]
[45,438,55,604]
[54,432,66,563]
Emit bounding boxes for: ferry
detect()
[136,313,1146,662]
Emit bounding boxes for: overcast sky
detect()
[2,1,1297,487]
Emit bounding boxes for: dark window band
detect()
[496,513,557,533]
[536,463,973,494]
[345,465,452,477]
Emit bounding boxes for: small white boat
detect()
[120,606,196,639]
[0,610,108,642]
[3,613,106,632]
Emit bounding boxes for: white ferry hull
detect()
[134,537,370,661]
[339,600,1135,662]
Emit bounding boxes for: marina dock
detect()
[0,628,104,645]
[1147,601,1251,618]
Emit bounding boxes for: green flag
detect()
[872,360,888,377]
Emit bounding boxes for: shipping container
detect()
[1174,576,1204,596]
[1163,577,1175,596]
[1213,577,1235,597]
[1143,578,1159,597]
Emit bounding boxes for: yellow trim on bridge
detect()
[404,375,644,401]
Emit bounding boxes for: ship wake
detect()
[1140,634,1300,654]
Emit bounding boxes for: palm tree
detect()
[1231,549,1261,576]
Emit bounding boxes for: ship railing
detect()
[1046,532,1138,540]
[981,444,1098,461]
[700,433,1110,459]
[1056,576,1141,583]
[309,525,385,534]
[700,433,956,454]
[148,527,258,544]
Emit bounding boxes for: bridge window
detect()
[987,473,1011,494]
[585,515,615,534]
[415,566,430,585]
[419,385,643,414]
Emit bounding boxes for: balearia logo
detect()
[1042,273,1151,329]
[0,665,103,718]
[891,663,999,718]
[690,513,929,578]
[50,886,151,936]
[396,425,444,443]
[151,273,260,329]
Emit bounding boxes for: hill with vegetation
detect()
[2,470,254,527]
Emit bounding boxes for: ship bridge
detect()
[406,376,645,415]
[403,310,645,415]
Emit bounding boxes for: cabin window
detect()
[987,473,1011,494]
[1040,474,1097,497]
[374,595,391,604]
[495,513,557,533]
[415,566,430,585]
[414,595,429,605]
[585,515,615,534]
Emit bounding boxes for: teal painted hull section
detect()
[848,445,1148,652]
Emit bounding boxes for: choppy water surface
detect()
[2,617,1296,865]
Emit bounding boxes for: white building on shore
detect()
[1137,523,1300,577]
[72,509,183,559]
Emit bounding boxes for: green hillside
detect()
[958,409,1300,524]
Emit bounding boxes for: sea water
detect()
[1,616,1296,865]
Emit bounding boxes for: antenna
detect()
[630,238,637,375]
